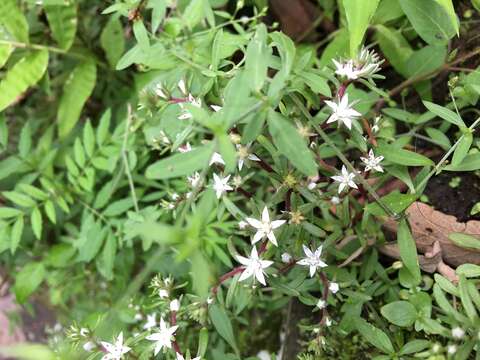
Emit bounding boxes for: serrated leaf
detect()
[267,111,317,176]
[14,262,46,304]
[100,17,125,68]
[10,215,23,254]
[31,207,42,240]
[0,50,49,112]
[145,143,213,180]
[398,218,421,285]
[343,0,380,57]
[57,59,97,139]
[0,0,29,43]
[45,4,77,50]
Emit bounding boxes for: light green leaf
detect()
[44,200,56,224]
[3,191,36,208]
[18,122,32,158]
[145,143,213,180]
[406,45,446,78]
[150,0,167,33]
[101,17,125,68]
[0,344,55,360]
[399,340,431,355]
[444,153,480,171]
[96,109,111,145]
[191,252,211,298]
[97,232,116,280]
[448,233,480,250]
[422,101,465,128]
[343,0,381,57]
[45,4,77,50]
[267,111,317,176]
[73,138,85,167]
[456,264,480,278]
[269,31,296,76]
[377,144,434,166]
[183,0,206,29]
[381,301,417,327]
[14,262,46,303]
[209,304,238,353]
[217,133,236,173]
[399,0,456,45]
[398,218,421,285]
[452,132,472,166]
[83,121,95,157]
[425,127,451,150]
[57,59,97,139]
[0,44,13,68]
[31,207,42,240]
[133,20,149,51]
[10,215,23,254]
[366,192,417,216]
[0,50,49,112]
[245,24,270,92]
[0,207,22,218]
[354,317,394,354]
[376,25,412,77]
[459,275,477,321]
[0,0,29,43]
[435,0,459,35]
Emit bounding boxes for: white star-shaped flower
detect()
[146,318,179,355]
[176,353,201,360]
[324,94,361,130]
[212,173,233,199]
[100,332,131,360]
[209,152,225,166]
[170,299,180,312]
[245,206,286,246]
[332,48,383,81]
[360,149,384,173]
[297,245,327,277]
[143,313,157,330]
[333,59,359,80]
[331,166,358,194]
[236,144,260,170]
[236,246,273,286]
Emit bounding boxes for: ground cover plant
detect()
[1,0,480,359]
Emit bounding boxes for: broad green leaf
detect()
[423,101,465,128]
[365,191,417,216]
[78,227,106,262]
[399,340,431,356]
[354,317,394,354]
[191,252,211,298]
[245,24,270,92]
[0,0,29,43]
[448,233,480,250]
[398,218,421,285]
[133,20,149,50]
[267,111,317,176]
[377,144,434,166]
[451,132,472,166]
[3,191,36,208]
[372,0,404,24]
[31,207,42,240]
[217,133,236,173]
[0,207,22,218]
[399,0,456,45]
[18,184,47,201]
[57,59,97,139]
[300,71,332,97]
[435,0,459,35]
[381,301,417,327]
[209,304,238,353]
[0,44,13,68]
[100,17,125,68]
[0,50,49,112]
[14,262,46,303]
[343,0,380,57]
[145,143,214,180]
[406,45,446,78]
[103,198,134,217]
[183,0,206,29]
[45,4,77,50]
[444,153,480,171]
[376,25,412,77]
[10,215,23,254]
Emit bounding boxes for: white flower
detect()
[329,282,339,294]
[281,252,292,263]
[325,317,333,327]
[256,351,271,360]
[178,143,192,153]
[134,313,143,321]
[245,206,286,246]
[360,149,384,173]
[316,299,327,309]
[331,196,341,205]
[209,152,225,166]
[178,95,202,120]
[159,289,169,298]
[331,166,358,194]
[447,345,457,355]
[332,48,382,81]
[238,220,248,229]
[333,59,358,80]
[236,246,273,286]
[176,353,201,360]
[83,341,96,352]
[452,327,465,339]
[307,182,316,190]
[146,318,179,355]
[372,116,381,133]
[297,245,327,277]
[171,193,180,201]
[236,144,260,170]
[143,313,157,330]
[170,299,180,312]
[211,105,222,112]
[187,172,201,188]
[212,173,233,199]
[100,332,131,360]
[325,94,361,130]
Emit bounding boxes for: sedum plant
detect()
[1,0,480,359]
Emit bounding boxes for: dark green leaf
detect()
[381,301,417,327]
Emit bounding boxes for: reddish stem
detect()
[319,272,330,325]
[255,155,275,173]
[169,97,189,104]
[211,266,245,295]
[362,117,378,147]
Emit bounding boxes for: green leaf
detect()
[10,215,23,254]
[459,275,477,321]
[18,122,32,158]
[45,4,77,50]
[183,0,206,29]
[406,45,446,78]
[436,0,459,35]
[456,264,480,278]
[267,111,317,176]
[354,317,394,354]
[3,191,36,208]
[14,262,46,303]
[366,191,417,216]
[452,132,472,166]
[97,232,116,280]
[0,0,29,43]
[398,218,421,285]
[191,252,211,298]
[0,50,49,112]
[0,207,22,218]
[44,200,56,224]
[209,304,238,353]
[399,0,456,45]
[381,301,417,327]
[217,133,236,173]
[399,340,431,355]
[0,344,55,360]
[133,20,149,51]
[444,153,480,171]
[300,71,332,97]
[150,0,167,33]
[103,198,134,217]
[422,101,465,128]
[100,17,125,68]
[197,327,209,357]
[425,127,451,150]
[31,207,42,240]
[269,31,296,76]
[57,59,97,139]
[343,0,381,57]
[448,233,480,250]
[145,143,213,180]
[83,121,95,157]
[0,43,13,69]
[97,109,111,145]
[377,144,434,166]
[245,24,270,92]
[376,25,412,77]
[73,138,85,167]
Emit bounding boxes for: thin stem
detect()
[291,95,398,219]
[211,266,244,295]
[122,105,140,213]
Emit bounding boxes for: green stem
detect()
[290,94,399,219]
[122,104,140,213]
